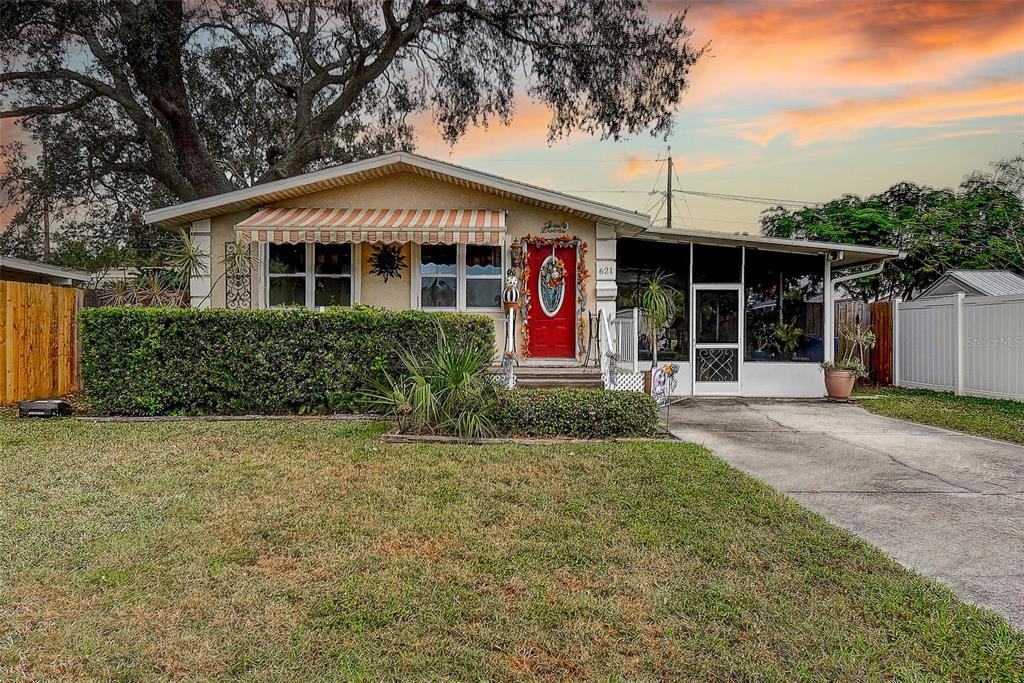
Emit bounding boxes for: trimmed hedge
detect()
[489,388,660,438]
[79,306,494,416]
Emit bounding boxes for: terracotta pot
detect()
[824,370,857,400]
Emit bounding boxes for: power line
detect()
[672,161,697,230]
[562,187,819,207]
[677,190,821,206]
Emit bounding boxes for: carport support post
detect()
[824,260,834,363]
[955,292,965,396]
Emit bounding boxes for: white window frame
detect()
[412,243,506,312]
[263,242,360,310]
[463,243,505,312]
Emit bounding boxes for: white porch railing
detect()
[598,308,646,392]
[613,308,642,373]
[597,309,617,389]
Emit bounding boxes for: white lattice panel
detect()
[607,372,644,392]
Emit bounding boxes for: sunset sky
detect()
[2,0,1022,235]
[416,0,1024,232]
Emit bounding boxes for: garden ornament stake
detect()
[501,269,521,389]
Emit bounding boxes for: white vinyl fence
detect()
[895,293,1024,401]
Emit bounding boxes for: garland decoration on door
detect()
[511,233,589,359]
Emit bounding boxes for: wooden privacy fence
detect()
[1,280,83,403]
[834,300,894,385]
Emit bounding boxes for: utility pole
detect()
[666,146,673,229]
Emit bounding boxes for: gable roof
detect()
[918,269,1024,298]
[144,152,650,232]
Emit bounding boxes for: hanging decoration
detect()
[538,254,567,316]
[539,254,567,288]
[511,233,589,359]
[368,243,406,282]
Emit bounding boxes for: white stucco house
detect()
[144,152,900,398]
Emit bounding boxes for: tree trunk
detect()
[118,0,234,199]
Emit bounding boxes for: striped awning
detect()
[236,207,506,245]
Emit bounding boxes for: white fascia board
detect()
[145,152,650,231]
[634,227,900,266]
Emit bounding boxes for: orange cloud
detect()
[412,100,563,160]
[614,153,731,181]
[614,155,656,181]
[933,128,1002,140]
[675,155,732,174]
[742,79,1023,146]
[659,0,1024,102]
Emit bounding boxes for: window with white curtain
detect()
[417,243,504,311]
[465,245,502,309]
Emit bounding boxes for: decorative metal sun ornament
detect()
[368,243,406,282]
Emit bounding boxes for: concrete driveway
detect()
[667,398,1024,628]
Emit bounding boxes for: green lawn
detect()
[855,386,1024,444]
[0,419,1020,681]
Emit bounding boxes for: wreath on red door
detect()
[539,256,567,288]
[511,234,589,359]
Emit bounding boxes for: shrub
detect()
[364,327,499,438]
[79,306,494,415]
[489,388,660,438]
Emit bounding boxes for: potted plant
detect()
[772,320,804,361]
[821,323,876,400]
[640,270,677,392]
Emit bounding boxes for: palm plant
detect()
[640,270,678,366]
[772,320,804,359]
[222,235,258,277]
[140,271,184,306]
[167,229,209,283]
[365,326,498,438]
[97,279,133,306]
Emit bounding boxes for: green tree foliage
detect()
[2,0,704,269]
[2,0,704,196]
[761,158,1024,301]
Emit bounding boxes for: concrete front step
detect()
[515,367,604,389]
[489,364,605,389]
[514,366,600,375]
[516,376,605,389]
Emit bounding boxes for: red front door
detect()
[526,244,577,358]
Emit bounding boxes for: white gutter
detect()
[824,258,894,362]
[830,260,887,290]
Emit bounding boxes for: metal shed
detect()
[916,269,1024,299]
